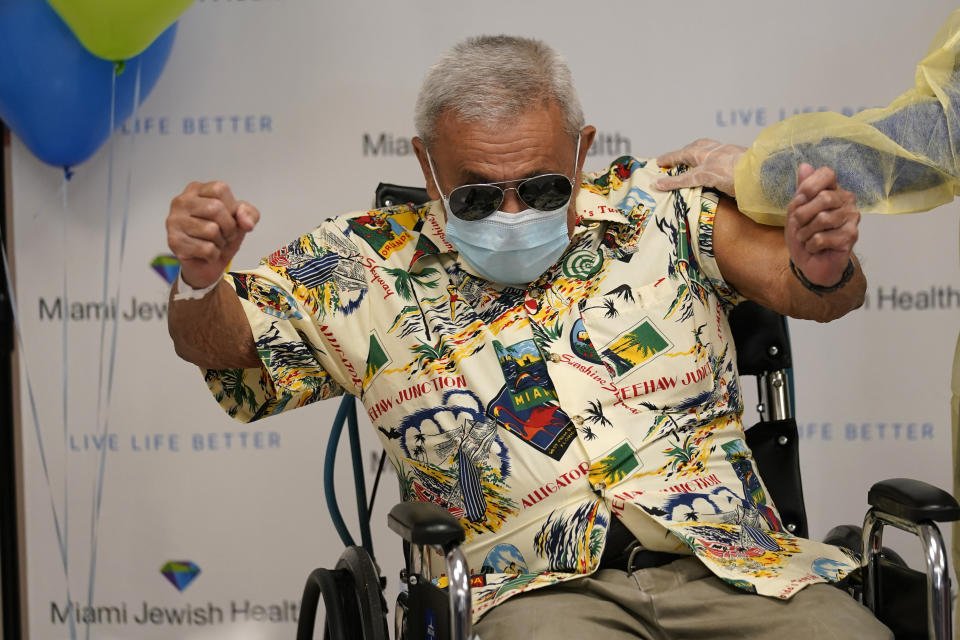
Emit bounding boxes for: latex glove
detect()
[654,138,746,196]
[786,163,860,286]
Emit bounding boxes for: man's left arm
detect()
[712,163,866,321]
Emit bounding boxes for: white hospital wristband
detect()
[173,271,221,301]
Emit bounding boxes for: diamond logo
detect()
[160,560,201,592]
[151,254,180,285]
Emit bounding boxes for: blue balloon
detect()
[0,0,176,168]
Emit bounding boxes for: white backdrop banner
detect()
[8,1,960,638]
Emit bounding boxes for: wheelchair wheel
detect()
[336,546,389,640]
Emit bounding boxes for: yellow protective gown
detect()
[733,10,960,632]
[735,9,960,226]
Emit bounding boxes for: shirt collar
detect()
[574,183,631,230]
[574,156,658,231]
[408,200,456,269]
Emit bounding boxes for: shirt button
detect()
[547,353,561,363]
[572,415,584,425]
[529,287,544,299]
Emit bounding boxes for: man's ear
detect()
[566,126,598,236]
[412,137,441,200]
[577,126,597,180]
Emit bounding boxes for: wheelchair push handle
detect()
[388,502,466,550]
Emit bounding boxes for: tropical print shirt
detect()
[205,157,859,622]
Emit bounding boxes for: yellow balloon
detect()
[46,0,194,61]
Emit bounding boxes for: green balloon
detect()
[46,0,193,61]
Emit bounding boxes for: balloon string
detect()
[85,59,141,639]
[93,57,116,463]
[60,170,77,640]
[84,63,115,637]
[105,61,139,454]
[109,60,140,414]
[0,213,77,639]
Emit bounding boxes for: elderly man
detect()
[166,36,889,638]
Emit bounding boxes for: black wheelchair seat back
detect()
[730,300,808,539]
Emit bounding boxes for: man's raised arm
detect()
[711,163,866,322]
[166,180,262,369]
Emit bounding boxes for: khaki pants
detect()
[474,558,892,640]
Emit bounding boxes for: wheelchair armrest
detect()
[388,502,465,549]
[868,478,960,523]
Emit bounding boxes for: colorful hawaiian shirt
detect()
[205,156,859,622]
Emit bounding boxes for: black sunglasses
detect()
[428,134,581,221]
[445,174,574,221]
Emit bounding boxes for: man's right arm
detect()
[166,181,262,370]
[168,280,260,369]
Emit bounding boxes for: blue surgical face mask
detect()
[443,205,571,286]
[428,137,580,286]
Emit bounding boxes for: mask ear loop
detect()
[571,133,582,178]
[559,133,582,211]
[424,149,448,205]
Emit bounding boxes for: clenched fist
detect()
[166,181,260,289]
[786,164,859,287]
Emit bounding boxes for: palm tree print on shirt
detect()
[599,320,671,377]
[384,266,441,339]
[534,501,609,572]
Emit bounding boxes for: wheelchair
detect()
[296,184,960,640]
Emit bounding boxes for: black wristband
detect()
[789,258,855,296]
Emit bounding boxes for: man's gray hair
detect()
[414,35,585,146]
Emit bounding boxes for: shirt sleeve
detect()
[687,186,745,309]
[203,220,369,422]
